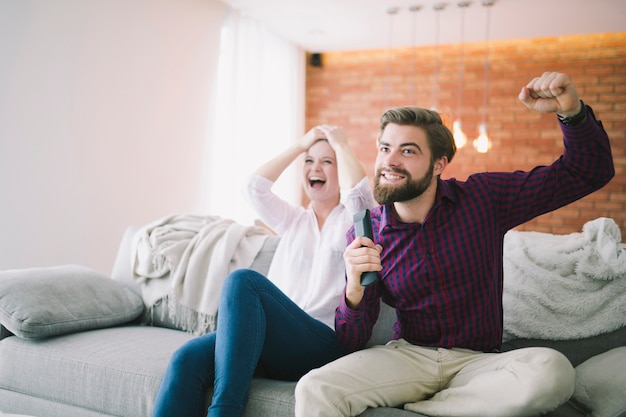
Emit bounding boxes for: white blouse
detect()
[243,175,376,328]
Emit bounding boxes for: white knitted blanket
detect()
[132,213,270,334]
[503,217,626,341]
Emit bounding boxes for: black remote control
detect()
[353,209,380,286]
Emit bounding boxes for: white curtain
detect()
[198,8,306,225]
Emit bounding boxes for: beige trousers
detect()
[294,339,575,417]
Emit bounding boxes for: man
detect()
[294,72,614,417]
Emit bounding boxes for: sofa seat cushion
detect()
[0,325,193,417]
[0,322,423,417]
[0,265,145,339]
[245,379,296,416]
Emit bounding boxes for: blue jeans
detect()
[152,269,347,417]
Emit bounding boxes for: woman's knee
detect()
[222,269,265,296]
[220,269,276,311]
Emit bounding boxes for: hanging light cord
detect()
[456,4,467,120]
[385,7,398,110]
[409,6,421,103]
[432,7,441,109]
[481,3,492,123]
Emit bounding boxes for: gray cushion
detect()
[0,264,144,338]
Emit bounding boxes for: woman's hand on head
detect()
[299,127,325,152]
[317,125,349,150]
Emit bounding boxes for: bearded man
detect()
[294,71,615,417]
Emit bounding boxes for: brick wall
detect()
[305,32,626,234]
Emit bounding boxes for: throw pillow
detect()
[572,346,626,417]
[0,264,145,338]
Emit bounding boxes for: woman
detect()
[152,125,376,417]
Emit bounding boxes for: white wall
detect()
[0,0,226,273]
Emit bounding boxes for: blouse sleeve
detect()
[242,174,303,235]
[340,176,377,217]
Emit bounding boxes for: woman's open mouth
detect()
[309,176,326,188]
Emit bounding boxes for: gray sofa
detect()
[1,225,625,417]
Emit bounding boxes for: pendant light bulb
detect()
[453,120,467,149]
[473,123,490,153]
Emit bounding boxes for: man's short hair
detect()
[379,107,456,163]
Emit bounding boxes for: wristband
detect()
[557,100,587,126]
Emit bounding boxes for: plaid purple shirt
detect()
[336,106,614,353]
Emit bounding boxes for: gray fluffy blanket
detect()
[503,217,626,341]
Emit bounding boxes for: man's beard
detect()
[373,163,434,205]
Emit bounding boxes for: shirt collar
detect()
[437,177,461,204]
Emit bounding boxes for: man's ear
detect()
[434,157,448,177]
